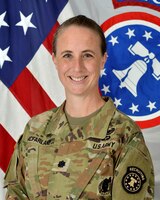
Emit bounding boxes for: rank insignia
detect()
[58,160,66,168]
[52,158,70,172]
[122,166,146,193]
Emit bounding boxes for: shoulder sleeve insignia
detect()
[122,166,146,194]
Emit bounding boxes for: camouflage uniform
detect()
[4,98,154,200]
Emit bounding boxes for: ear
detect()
[101,52,107,70]
[52,53,57,66]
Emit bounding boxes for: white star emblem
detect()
[15,11,37,35]
[142,31,153,41]
[146,101,157,112]
[101,84,110,95]
[100,68,107,77]
[125,28,135,39]
[108,35,119,46]
[0,46,12,69]
[0,11,9,28]
[114,98,122,108]
[129,103,139,114]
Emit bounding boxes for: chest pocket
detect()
[24,145,41,198]
[25,145,55,199]
[68,151,113,200]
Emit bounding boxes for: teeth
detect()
[70,76,86,81]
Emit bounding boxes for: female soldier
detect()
[4,15,154,200]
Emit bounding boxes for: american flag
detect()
[0,0,68,197]
[0,0,160,199]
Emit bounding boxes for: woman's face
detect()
[52,25,107,98]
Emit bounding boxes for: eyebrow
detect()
[82,50,95,54]
[61,50,72,55]
[61,50,95,55]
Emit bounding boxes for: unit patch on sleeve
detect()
[122,166,146,194]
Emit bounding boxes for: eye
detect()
[63,53,72,58]
[83,53,93,58]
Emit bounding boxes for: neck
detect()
[65,93,105,117]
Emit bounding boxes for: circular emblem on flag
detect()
[122,166,146,193]
[100,12,160,128]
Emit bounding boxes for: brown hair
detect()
[52,15,106,55]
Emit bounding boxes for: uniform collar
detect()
[82,97,116,139]
[45,97,116,141]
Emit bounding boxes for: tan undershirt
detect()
[65,105,104,130]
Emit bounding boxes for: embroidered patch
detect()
[52,158,70,172]
[58,160,66,168]
[122,166,146,194]
[98,177,112,195]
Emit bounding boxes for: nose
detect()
[73,56,84,72]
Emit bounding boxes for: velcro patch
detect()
[98,177,112,195]
[122,166,146,194]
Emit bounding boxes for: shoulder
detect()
[106,97,140,133]
[113,110,150,157]
[106,98,142,144]
[28,107,59,130]
[28,107,59,128]
[115,109,140,131]
[21,104,64,141]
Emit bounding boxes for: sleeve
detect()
[4,135,30,200]
[112,132,154,200]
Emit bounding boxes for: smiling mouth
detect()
[69,76,87,82]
